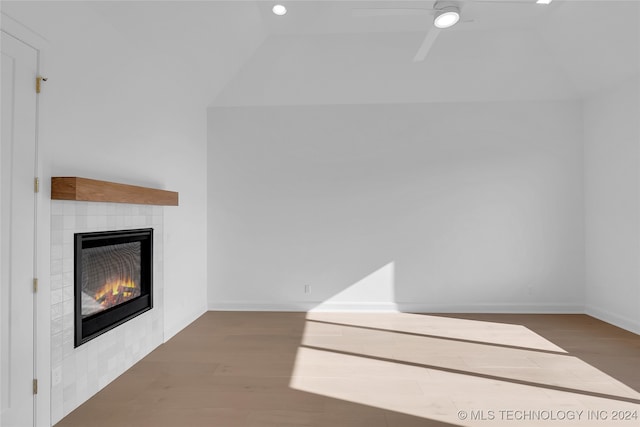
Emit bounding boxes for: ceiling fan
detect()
[352,0,550,62]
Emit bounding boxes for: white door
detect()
[1,31,38,427]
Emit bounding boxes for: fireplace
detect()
[74,228,153,347]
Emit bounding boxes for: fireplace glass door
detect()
[75,228,153,346]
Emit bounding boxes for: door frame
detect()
[1,12,50,427]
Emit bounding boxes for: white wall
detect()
[584,74,640,334]
[2,2,209,425]
[208,101,585,312]
[3,1,209,337]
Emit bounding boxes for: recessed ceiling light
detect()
[272,4,287,16]
[433,7,460,29]
[536,0,553,4]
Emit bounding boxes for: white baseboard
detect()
[207,301,398,312]
[208,301,315,312]
[396,302,584,314]
[311,302,399,312]
[584,305,640,335]
[208,300,584,314]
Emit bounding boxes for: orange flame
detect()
[94,278,139,308]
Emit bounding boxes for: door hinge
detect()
[33,278,38,293]
[36,76,47,94]
[33,379,38,395]
[34,177,39,193]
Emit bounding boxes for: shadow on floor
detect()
[56,312,461,427]
[422,313,640,393]
[55,312,640,426]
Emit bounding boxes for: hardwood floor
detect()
[55,312,640,426]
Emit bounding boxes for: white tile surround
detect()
[50,201,164,424]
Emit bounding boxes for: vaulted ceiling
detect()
[6,0,640,106]
[216,0,639,105]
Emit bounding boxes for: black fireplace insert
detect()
[74,228,153,346]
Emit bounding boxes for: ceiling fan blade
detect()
[413,27,441,62]
[352,8,434,17]
[472,0,541,4]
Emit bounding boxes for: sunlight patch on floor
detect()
[305,312,567,352]
[291,314,640,426]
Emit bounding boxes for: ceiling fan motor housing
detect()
[434,1,460,12]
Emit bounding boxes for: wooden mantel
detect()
[51,177,178,206]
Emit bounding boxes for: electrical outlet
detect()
[304,285,311,294]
